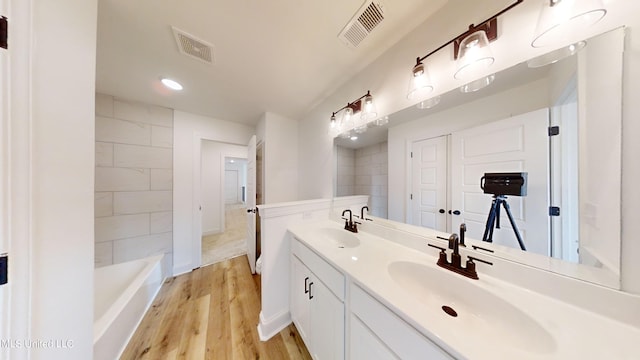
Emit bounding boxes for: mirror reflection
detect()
[334,27,624,284]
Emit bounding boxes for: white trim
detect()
[257,310,292,341]
[257,199,332,219]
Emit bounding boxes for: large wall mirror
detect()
[333,27,625,288]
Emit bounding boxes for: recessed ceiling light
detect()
[161,78,183,91]
[350,135,358,141]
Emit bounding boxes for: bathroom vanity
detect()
[287,218,640,359]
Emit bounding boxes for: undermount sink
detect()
[387,261,556,354]
[317,227,360,248]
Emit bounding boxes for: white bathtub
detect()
[93,254,165,360]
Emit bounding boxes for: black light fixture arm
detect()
[414,0,523,65]
[331,90,372,118]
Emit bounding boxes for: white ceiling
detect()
[96,0,449,125]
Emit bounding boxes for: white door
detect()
[224,169,239,204]
[450,109,550,255]
[410,136,448,231]
[245,135,257,273]
[0,1,9,351]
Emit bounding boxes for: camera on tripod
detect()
[480,172,528,251]
[480,172,527,197]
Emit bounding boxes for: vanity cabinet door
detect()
[309,278,344,360]
[291,255,311,343]
[350,314,399,360]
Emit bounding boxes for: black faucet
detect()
[341,209,358,233]
[459,223,466,247]
[360,206,373,221]
[427,231,493,280]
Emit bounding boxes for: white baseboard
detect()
[257,310,291,341]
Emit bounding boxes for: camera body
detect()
[480,172,527,197]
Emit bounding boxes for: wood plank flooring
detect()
[121,256,311,360]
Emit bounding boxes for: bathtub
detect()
[93,254,165,360]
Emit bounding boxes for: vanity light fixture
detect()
[416,96,441,110]
[460,74,496,93]
[329,90,376,131]
[407,0,523,99]
[527,40,586,68]
[160,77,183,91]
[532,0,606,48]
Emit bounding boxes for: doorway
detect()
[199,139,249,266]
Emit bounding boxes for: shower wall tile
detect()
[355,141,388,219]
[95,94,174,268]
[96,142,114,167]
[95,167,150,192]
[150,211,172,234]
[95,214,150,242]
[96,116,151,145]
[150,169,173,190]
[95,93,114,118]
[113,144,172,169]
[151,126,173,148]
[94,242,113,268]
[113,191,172,215]
[95,192,113,218]
[112,232,173,263]
[113,99,173,127]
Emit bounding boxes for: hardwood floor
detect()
[121,256,311,360]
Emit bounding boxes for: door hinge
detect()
[410,151,413,158]
[410,194,413,200]
[549,206,560,216]
[0,16,7,49]
[0,254,7,285]
[548,126,560,136]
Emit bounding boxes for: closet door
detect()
[450,109,550,255]
[410,136,448,231]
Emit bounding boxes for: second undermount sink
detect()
[387,261,556,354]
[317,227,360,248]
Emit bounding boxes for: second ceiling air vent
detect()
[338,1,386,49]
[171,26,215,64]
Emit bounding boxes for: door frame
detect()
[192,134,250,267]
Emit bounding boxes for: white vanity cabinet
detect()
[290,238,345,360]
[349,283,454,360]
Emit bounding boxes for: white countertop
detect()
[288,219,640,360]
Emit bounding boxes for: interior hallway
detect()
[121,256,311,359]
[202,203,248,266]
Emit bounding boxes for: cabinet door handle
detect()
[304,276,310,294]
[308,282,314,299]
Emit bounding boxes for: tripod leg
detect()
[482,198,499,243]
[501,201,527,251]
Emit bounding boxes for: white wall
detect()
[259,112,299,203]
[201,140,247,235]
[297,0,640,293]
[173,110,254,274]
[355,142,388,218]
[94,94,174,273]
[7,0,97,358]
[335,146,355,196]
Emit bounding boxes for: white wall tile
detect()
[95,213,150,242]
[114,144,172,169]
[152,126,173,148]
[95,242,113,267]
[150,211,172,234]
[113,191,172,214]
[95,167,150,192]
[96,142,114,167]
[113,232,173,263]
[95,192,113,217]
[150,169,173,190]
[96,116,151,145]
[113,99,173,127]
[95,93,114,118]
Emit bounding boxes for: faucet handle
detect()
[467,256,493,266]
[428,243,446,252]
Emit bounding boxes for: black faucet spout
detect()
[341,209,358,233]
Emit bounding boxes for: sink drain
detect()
[442,305,458,317]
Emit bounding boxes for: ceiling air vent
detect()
[338,1,386,49]
[171,26,215,64]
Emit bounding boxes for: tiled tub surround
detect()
[288,219,640,359]
[94,94,174,271]
[335,142,388,218]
